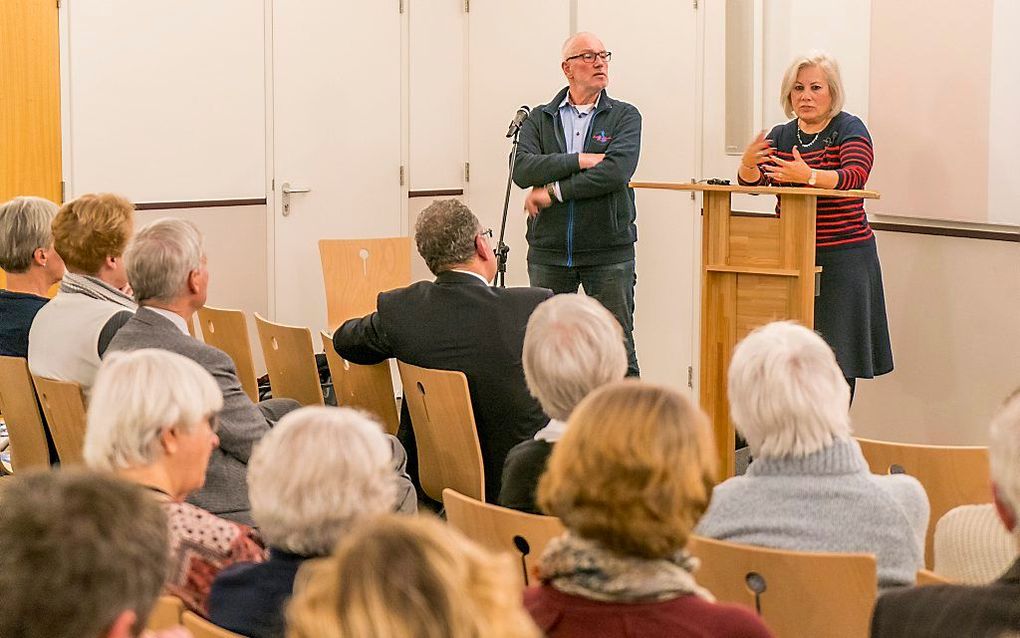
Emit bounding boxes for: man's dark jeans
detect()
[527,260,639,377]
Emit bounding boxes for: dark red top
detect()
[524,585,774,638]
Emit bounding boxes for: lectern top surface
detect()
[629,181,880,200]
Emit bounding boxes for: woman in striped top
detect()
[737,51,893,399]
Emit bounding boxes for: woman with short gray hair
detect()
[499,293,627,513]
[209,406,405,638]
[696,321,928,590]
[84,348,266,615]
[0,196,64,357]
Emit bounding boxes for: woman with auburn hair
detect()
[27,192,137,393]
[527,380,773,637]
[286,515,541,638]
[737,51,893,402]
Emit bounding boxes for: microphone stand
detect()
[495,129,521,288]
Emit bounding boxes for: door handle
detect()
[281,182,311,216]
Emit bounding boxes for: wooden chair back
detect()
[0,356,51,471]
[856,437,991,568]
[31,375,87,466]
[916,568,951,586]
[320,330,399,435]
[687,535,877,638]
[318,237,411,330]
[397,361,484,502]
[254,313,323,406]
[443,488,564,586]
[147,595,185,631]
[198,306,260,402]
[181,611,246,638]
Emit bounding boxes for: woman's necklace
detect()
[797,118,830,148]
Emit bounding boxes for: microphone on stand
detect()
[506,105,531,138]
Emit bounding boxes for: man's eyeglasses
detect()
[564,51,612,64]
[479,228,493,239]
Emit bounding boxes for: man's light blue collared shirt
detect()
[551,94,599,201]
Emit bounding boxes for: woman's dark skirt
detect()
[814,237,894,380]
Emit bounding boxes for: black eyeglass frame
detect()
[564,51,612,64]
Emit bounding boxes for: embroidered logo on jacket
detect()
[592,130,611,143]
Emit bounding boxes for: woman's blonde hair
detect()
[287,515,540,638]
[779,50,845,120]
[537,380,716,559]
[52,193,134,274]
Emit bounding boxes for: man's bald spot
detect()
[562,32,605,60]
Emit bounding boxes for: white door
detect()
[576,0,700,388]
[466,0,571,288]
[271,1,403,330]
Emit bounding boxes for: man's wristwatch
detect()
[808,169,818,186]
[545,183,557,201]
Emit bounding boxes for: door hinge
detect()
[464,0,469,12]
[60,180,66,203]
[692,0,699,8]
[399,0,404,14]
[56,0,61,8]
[687,365,694,389]
[399,165,405,186]
[464,162,470,182]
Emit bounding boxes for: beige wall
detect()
[136,205,269,373]
[851,229,1020,445]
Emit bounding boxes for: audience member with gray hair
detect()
[334,199,552,503]
[105,217,300,524]
[209,406,414,638]
[0,469,182,638]
[871,390,1020,637]
[696,321,928,590]
[499,293,627,513]
[0,196,64,357]
[84,348,266,616]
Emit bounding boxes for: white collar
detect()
[148,306,191,336]
[559,92,601,114]
[534,418,568,443]
[447,269,491,285]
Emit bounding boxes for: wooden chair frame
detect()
[254,313,324,406]
[320,330,399,435]
[0,356,51,471]
[197,305,260,402]
[31,375,87,466]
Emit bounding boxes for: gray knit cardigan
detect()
[695,437,929,590]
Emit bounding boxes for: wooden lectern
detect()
[631,182,880,477]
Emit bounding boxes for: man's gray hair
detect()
[414,199,481,275]
[561,32,603,60]
[248,406,398,556]
[523,294,627,421]
[125,217,204,304]
[728,321,851,458]
[989,390,1020,522]
[84,349,224,471]
[0,196,58,273]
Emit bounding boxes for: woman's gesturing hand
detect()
[741,131,773,170]
[762,146,812,184]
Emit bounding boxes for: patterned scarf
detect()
[538,532,715,603]
[59,272,136,310]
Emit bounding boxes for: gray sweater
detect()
[696,438,928,589]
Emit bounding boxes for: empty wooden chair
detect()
[856,437,991,568]
[318,237,411,330]
[687,534,877,638]
[320,330,399,435]
[198,305,260,402]
[443,488,564,586]
[0,356,51,472]
[254,313,323,406]
[32,375,87,466]
[147,595,185,631]
[397,361,484,502]
[181,611,246,638]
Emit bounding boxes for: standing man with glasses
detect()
[513,32,643,377]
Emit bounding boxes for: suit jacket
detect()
[333,271,552,502]
[870,557,1020,637]
[208,548,309,638]
[106,307,277,523]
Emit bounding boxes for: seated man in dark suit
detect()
[871,389,1020,638]
[334,199,552,503]
[106,217,300,525]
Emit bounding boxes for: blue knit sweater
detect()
[696,438,928,589]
